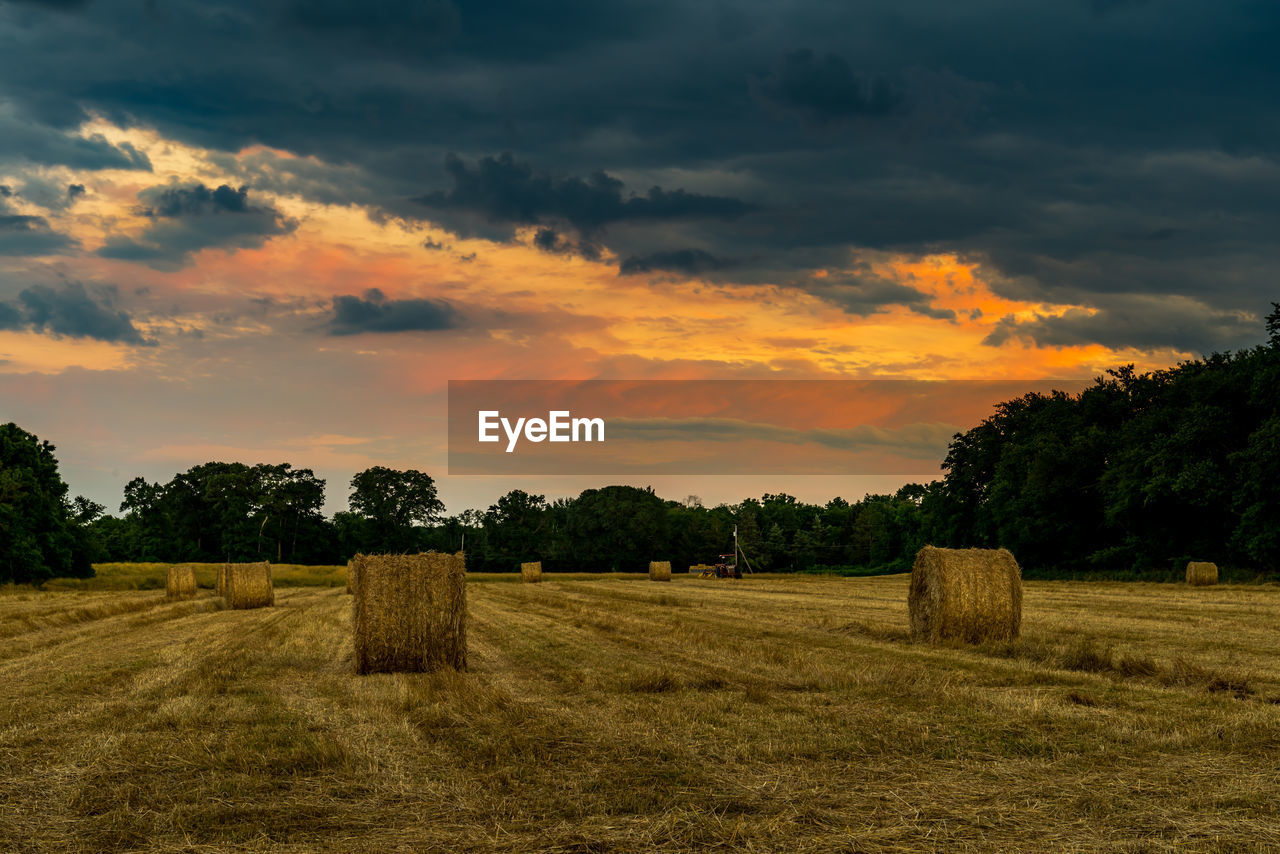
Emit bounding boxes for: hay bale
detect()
[908,546,1022,644]
[649,560,672,582]
[216,564,227,597]
[225,562,274,609]
[345,560,358,595]
[1186,561,1219,586]
[352,552,467,674]
[166,564,197,600]
[520,561,542,583]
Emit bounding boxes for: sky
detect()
[0,0,1276,515]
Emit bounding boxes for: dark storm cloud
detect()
[283,0,460,50]
[1088,0,1153,16]
[2,0,1279,352]
[145,183,254,216]
[982,297,1256,355]
[2,0,89,9]
[96,183,296,270]
[752,49,901,126]
[811,275,955,321]
[0,281,148,343]
[0,193,75,254]
[327,288,460,335]
[412,153,755,237]
[0,108,151,170]
[619,249,737,276]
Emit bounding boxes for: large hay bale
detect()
[1186,561,1219,586]
[520,561,542,583]
[649,560,672,582]
[225,562,274,609]
[352,552,467,674]
[908,546,1022,644]
[166,564,197,600]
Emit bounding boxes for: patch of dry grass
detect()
[2,575,1280,851]
[45,562,348,591]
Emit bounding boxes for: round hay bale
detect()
[216,564,228,597]
[648,560,672,582]
[352,551,468,675]
[908,546,1022,644]
[520,561,542,583]
[225,562,273,609]
[166,564,197,600]
[345,560,358,595]
[1186,561,1219,586]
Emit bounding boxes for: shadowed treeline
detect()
[2,309,1278,584]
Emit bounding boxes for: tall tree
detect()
[348,466,445,552]
[0,423,94,583]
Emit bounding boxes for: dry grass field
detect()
[3,572,1280,852]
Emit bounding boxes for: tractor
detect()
[696,554,741,579]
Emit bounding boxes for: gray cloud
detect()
[751,49,902,126]
[0,107,151,171]
[327,288,460,335]
[0,281,149,343]
[96,183,296,270]
[609,417,957,462]
[982,296,1257,355]
[809,273,955,321]
[0,191,76,254]
[412,153,755,237]
[619,248,737,276]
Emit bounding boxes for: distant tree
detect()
[563,485,667,571]
[348,466,445,552]
[0,423,94,583]
[481,490,549,569]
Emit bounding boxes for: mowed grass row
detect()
[2,575,1280,852]
[40,562,351,591]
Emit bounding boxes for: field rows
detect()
[2,575,1280,852]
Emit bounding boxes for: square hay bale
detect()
[649,560,672,582]
[225,562,274,609]
[1186,561,1219,586]
[166,564,197,600]
[520,561,542,583]
[908,546,1022,644]
[351,552,468,674]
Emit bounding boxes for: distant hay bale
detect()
[216,564,227,597]
[225,562,274,609]
[1186,561,1219,586]
[521,561,542,583]
[649,560,672,582]
[908,546,1022,644]
[166,564,196,600]
[351,552,468,674]
[345,560,358,595]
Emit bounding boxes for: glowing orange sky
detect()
[0,119,1200,511]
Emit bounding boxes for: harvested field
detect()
[2,573,1280,852]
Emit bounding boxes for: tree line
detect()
[3,307,1277,584]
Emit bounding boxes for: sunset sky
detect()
[1,0,1275,514]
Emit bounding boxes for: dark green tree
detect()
[347,466,445,552]
[0,423,94,583]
